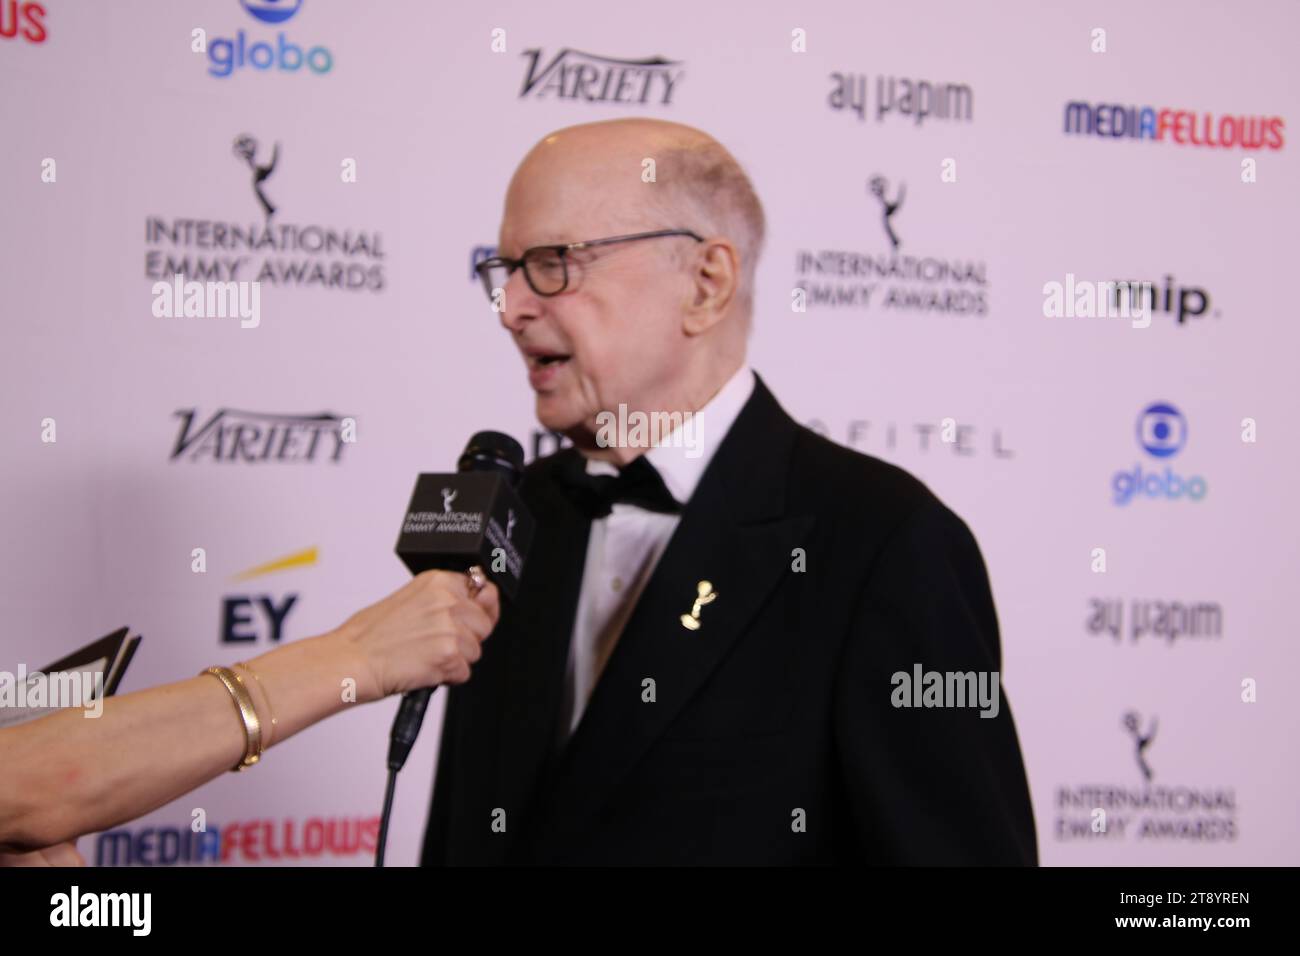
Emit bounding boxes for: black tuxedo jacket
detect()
[421,374,1037,865]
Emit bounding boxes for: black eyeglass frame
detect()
[475,228,706,300]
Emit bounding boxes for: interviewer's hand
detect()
[330,569,500,704]
[0,841,85,867]
[0,570,499,854]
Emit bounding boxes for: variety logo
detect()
[95,816,380,865]
[208,0,332,78]
[0,0,45,44]
[794,174,989,315]
[829,72,973,126]
[1112,402,1207,505]
[170,409,354,464]
[1064,100,1284,150]
[519,48,684,106]
[1053,713,1237,843]
[143,134,386,293]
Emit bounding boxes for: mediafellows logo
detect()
[96,816,380,866]
[1,1,46,44]
[519,48,684,106]
[208,0,333,78]
[1064,100,1284,150]
[1112,402,1207,506]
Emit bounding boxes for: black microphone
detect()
[386,430,534,773]
[376,431,534,866]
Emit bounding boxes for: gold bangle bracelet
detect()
[235,661,277,748]
[202,666,263,772]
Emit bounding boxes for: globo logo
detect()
[1112,465,1208,506]
[1136,402,1187,458]
[208,31,333,77]
[1112,402,1207,505]
[239,0,304,25]
[208,0,330,78]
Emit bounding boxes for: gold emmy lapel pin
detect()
[680,580,717,631]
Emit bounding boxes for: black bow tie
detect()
[554,452,682,519]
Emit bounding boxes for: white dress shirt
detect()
[561,364,757,738]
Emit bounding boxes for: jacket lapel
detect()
[523,376,815,857]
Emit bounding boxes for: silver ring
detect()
[466,565,487,596]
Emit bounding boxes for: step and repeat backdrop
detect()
[2,0,1297,866]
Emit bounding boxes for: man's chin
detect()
[535,395,582,434]
[535,398,600,448]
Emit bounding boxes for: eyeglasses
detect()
[474,228,705,302]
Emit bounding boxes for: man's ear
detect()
[683,239,739,335]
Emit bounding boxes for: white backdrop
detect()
[2,0,1297,865]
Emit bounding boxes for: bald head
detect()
[505,118,765,324]
[493,119,766,460]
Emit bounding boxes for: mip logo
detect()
[208,0,333,79]
[1112,402,1207,505]
[240,0,303,24]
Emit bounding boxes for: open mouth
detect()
[528,353,571,368]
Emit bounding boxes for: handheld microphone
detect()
[387,431,533,772]
[376,431,533,866]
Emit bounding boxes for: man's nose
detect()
[497,267,540,333]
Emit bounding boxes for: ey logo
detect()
[220,547,316,643]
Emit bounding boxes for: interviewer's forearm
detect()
[0,627,371,852]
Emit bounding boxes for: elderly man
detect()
[422,118,1037,865]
